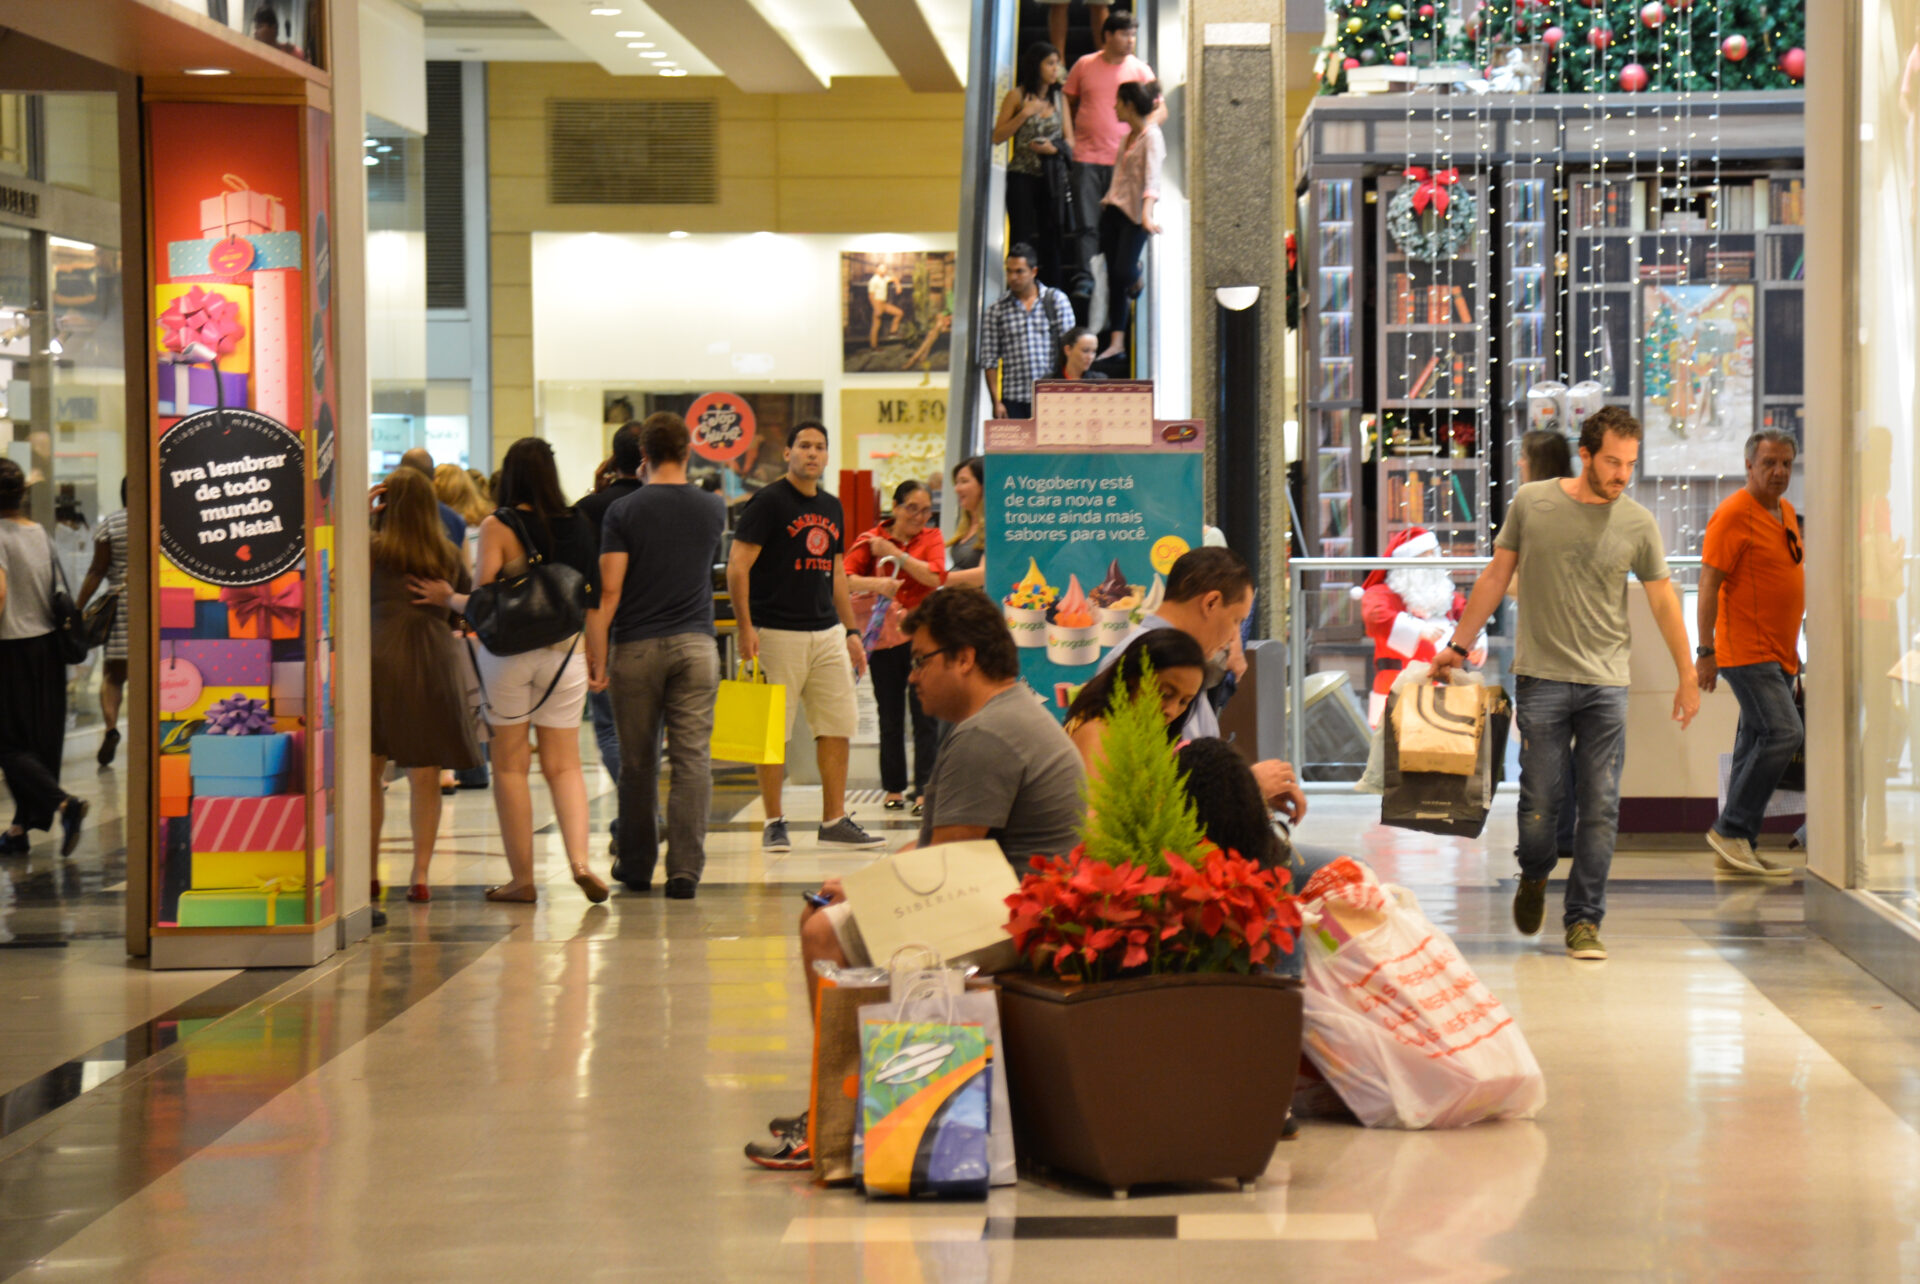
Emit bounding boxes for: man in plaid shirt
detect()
[979,244,1076,419]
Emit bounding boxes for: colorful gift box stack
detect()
[223,572,302,640]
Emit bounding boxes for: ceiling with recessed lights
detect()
[419,0,964,92]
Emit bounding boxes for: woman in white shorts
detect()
[410,437,608,905]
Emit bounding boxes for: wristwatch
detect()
[1696,645,1715,658]
[846,627,861,640]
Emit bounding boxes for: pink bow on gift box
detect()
[159,285,247,364]
[222,578,302,637]
[1404,166,1461,215]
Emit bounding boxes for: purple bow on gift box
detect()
[204,695,273,736]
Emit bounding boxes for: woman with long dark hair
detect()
[0,459,86,856]
[410,437,607,904]
[945,456,986,592]
[993,41,1077,287]
[368,467,480,900]
[1062,628,1206,792]
[1055,326,1106,381]
[1096,79,1165,362]
[1175,737,1289,872]
[846,478,946,812]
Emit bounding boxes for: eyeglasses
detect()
[1785,523,1802,565]
[908,647,953,673]
[895,503,931,518]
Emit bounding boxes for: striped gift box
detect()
[191,795,306,853]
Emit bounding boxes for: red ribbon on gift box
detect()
[1404,166,1460,215]
[221,577,301,637]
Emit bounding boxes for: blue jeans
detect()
[1515,677,1629,928]
[1715,662,1803,843]
[588,687,621,785]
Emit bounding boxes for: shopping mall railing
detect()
[1285,555,1704,792]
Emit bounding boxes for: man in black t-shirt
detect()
[587,415,727,898]
[576,420,646,799]
[726,421,886,853]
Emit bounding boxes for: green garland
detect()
[1387,180,1477,262]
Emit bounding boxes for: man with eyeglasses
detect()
[1695,428,1805,878]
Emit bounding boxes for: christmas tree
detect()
[1318,1,1451,94]
[1462,0,1806,93]
[1643,301,1681,403]
[1077,661,1209,878]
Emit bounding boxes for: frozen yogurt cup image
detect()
[1129,572,1167,627]
[1003,556,1057,649]
[1045,574,1100,667]
[1089,557,1143,651]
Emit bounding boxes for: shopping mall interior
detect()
[4,0,1920,1277]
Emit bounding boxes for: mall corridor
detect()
[6,728,1920,1278]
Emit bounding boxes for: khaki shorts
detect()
[757,625,858,741]
[822,900,870,967]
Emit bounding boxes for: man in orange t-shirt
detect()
[1697,429,1804,877]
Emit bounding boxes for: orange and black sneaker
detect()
[745,1131,811,1170]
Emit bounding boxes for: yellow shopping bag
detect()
[712,659,786,764]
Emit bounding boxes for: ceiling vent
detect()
[546,99,718,205]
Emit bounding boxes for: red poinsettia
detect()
[1005,843,1299,982]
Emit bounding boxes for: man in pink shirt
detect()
[1065,11,1155,277]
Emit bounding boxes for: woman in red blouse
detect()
[846,479,947,812]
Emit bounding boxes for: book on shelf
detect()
[1407,352,1443,399]
[1706,250,1754,283]
[1393,273,1414,325]
[1451,474,1473,523]
[1771,179,1804,226]
[1453,285,1473,323]
[1427,283,1448,325]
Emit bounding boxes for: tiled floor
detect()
[7,724,1920,1279]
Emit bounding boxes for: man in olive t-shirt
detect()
[1434,407,1700,961]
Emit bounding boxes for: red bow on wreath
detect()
[221,577,302,636]
[1404,166,1460,215]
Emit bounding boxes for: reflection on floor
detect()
[6,727,1920,1278]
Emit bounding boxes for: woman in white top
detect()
[1097,79,1165,362]
[0,459,87,856]
[78,479,130,766]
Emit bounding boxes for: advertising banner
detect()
[983,382,1205,717]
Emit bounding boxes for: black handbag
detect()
[462,507,586,656]
[46,542,89,664]
[82,588,119,649]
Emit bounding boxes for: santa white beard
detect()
[1386,564,1456,619]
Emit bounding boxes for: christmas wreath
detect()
[1388,167,1477,262]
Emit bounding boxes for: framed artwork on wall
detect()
[841,251,954,374]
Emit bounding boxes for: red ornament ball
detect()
[1419,3,1435,15]
[1589,26,1614,50]
[1781,47,1806,80]
[1392,51,1410,66]
[1619,62,1649,92]
[1641,2,1665,27]
[1543,25,1565,48]
[1343,57,1360,70]
[1723,34,1749,61]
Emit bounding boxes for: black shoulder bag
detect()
[462,507,586,656]
[46,534,90,664]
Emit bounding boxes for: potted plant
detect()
[994,666,1305,1197]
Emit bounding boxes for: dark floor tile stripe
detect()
[991,1215,1180,1239]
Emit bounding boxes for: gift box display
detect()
[178,684,269,723]
[155,284,251,373]
[190,850,306,891]
[192,793,306,852]
[194,600,230,639]
[178,885,306,927]
[167,640,272,687]
[159,755,192,818]
[190,731,293,797]
[160,587,197,631]
[200,175,288,240]
[159,564,221,599]
[157,360,251,417]
[271,661,304,717]
[169,229,303,277]
[224,573,302,640]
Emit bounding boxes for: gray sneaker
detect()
[762,818,791,853]
[818,815,886,849]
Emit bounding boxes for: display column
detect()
[143,99,342,969]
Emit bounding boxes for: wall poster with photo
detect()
[1638,282,1756,477]
[602,390,824,505]
[841,251,954,374]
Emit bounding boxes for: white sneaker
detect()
[1707,830,1767,876]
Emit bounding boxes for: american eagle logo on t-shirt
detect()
[806,527,831,556]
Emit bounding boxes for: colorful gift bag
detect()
[854,1013,992,1199]
[711,659,785,764]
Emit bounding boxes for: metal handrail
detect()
[1285,555,1707,782]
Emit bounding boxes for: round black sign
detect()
[158,408,306,587]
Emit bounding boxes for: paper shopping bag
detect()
[1391,682,1485,775]
[855,1014,992,1198]
[711,659,785,764]
[810,977,891,1184]
[841,841,1022,975]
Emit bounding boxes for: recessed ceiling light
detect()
[614,30,645,37]
[377,145,393,153]
[641,51,668,59]
[588,7,621,14]
[660,68,688,77]
[628,41,654,48]
[669,230,689,238]
[364,138,378,147]
[363,155,379,166]
[183,67,231,76]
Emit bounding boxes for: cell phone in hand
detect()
[801,890,832,908]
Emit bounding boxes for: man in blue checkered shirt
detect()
[979,243,1077,419]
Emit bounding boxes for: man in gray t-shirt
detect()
[1433,408,1699,962]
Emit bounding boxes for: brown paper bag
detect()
[809,979,890,1184]
[1392,683,1485,776]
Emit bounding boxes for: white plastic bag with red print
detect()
[1298,857,1546,1129]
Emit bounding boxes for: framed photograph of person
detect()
[841,251,955,374]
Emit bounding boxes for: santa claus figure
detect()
[1358,527,1485,726]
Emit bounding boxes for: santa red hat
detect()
[1356,526,1441,594]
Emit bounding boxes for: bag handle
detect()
[492,506,546,567]
[888,847,951,898]
[885,944,945,975]
[465,632,577,722]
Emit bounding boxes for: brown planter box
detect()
[996,970,1304,1195]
